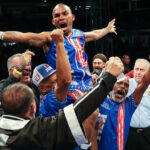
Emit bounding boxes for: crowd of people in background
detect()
[0,3,150,150]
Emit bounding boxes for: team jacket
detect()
[98,95,137,150]
[39,88,70,117]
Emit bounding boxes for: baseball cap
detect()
[32,64,56,87]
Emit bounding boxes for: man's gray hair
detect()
[134,58,150,70]
[7,53,21,72]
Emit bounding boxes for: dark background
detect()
[0,0,150,79]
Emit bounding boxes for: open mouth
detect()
[59,23,67,28]
[22,71,31,76]
[116,89,125,96]
[23,73,30,76]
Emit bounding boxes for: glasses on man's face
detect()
[11,65,22,72]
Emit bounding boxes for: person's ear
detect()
[31,102,36,115]
[52,19,55,26]
[72,14,75,21]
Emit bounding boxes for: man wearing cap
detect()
[94,66,150,150]
[32,63,72,117]
[32,29,72,117]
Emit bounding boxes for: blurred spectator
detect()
[122,54,131,74]
[92,53,107,75]
[92,53,107,84]
[125,59,150,150]
[125,70,134,78]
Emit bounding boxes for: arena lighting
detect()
[1,42,16,47]
[73,5,92,11]
[85,5,91,10]
[86,6,91,8]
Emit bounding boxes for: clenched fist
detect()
[51,29,64,44]
[105,57,124,77]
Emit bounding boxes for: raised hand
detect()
[106,18,117,35]
[20,49,35,67]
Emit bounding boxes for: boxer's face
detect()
[52,4,75,36]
